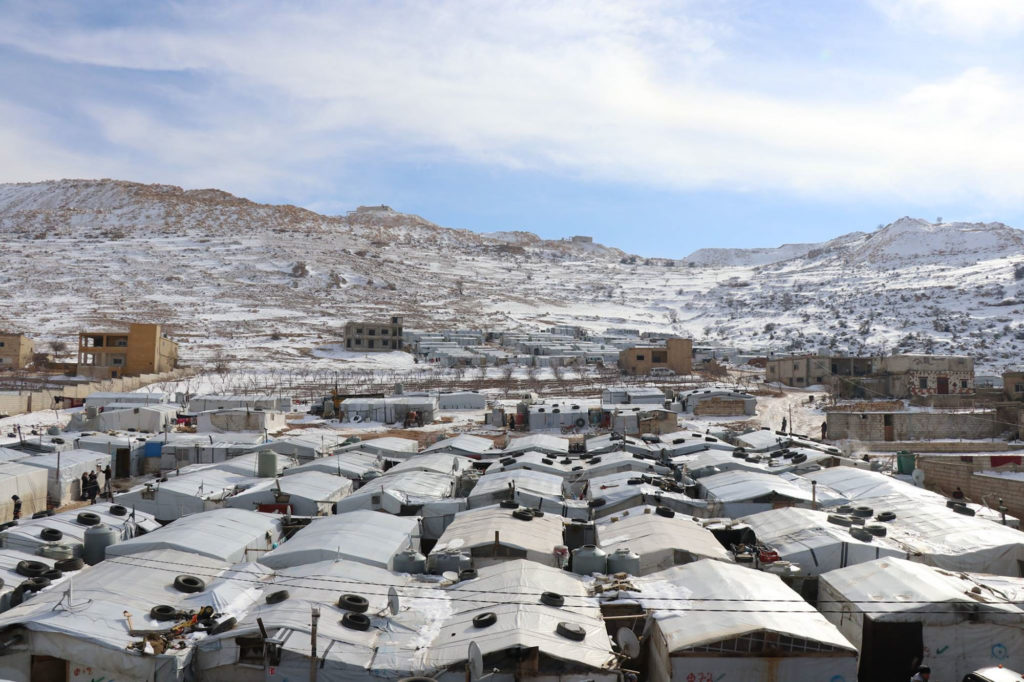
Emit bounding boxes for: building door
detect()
[883,414,894,442]
[31,655,67,682]
[937,377,950,394]
[858,620,922,682]
[115,447,131,478]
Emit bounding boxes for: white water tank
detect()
[606,547,641,576]
[84,524,119,565]
[257,450,278,478]
[393,548,426,574]
[572,545,607,575]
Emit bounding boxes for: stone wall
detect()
[693,397,748,416]
[918,454,1024,521]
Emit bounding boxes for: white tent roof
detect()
[0,501,160,551]
[469,469,567,504]
[280,450,384,479]
[107,507,282,563]
[597,507,733,574]
[502,434,570,455]
[19,448,110,472]
[259,510,419,570]
[432,506,565,564]
[336,436,419,455]
[423,434,496,456]
[698,469,814,503]
[820,557,1024,624]
[387,452,474,476]
[626,559,857,653]
[340,470,456,509]
[224,470,353,508]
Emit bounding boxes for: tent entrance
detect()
[115,447,131,478]
[858,619,922,682]
[31,655,67,682]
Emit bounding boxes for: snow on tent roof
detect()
[469,469,566,502]
[0,548,230,680]
[740,506,905,574]
[585,471,708,515]
[386,452,474,476]
[596,507,733,574]
[502,434,570,455]
[340,470,456,507]
[432,506,565,562]
[18,448,110,471]
[490,450,575,476]
[734,429,793,452]
[280,450,384,479]
[205,451,297,477]
[107,507,282,563]
[0,501,160,552]
[424,559,616,673]
[626,559,857,653]
[698,470,814,503]
[259,509,419,570]
[423,434,496,455]
[224,469,352,506]
[820,557,1024,624]
[336,436,419,454]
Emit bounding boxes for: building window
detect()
[355,328,363,334]
[793,363,800,370]
[961,380,968,388]
[112,357,124,366]
[381,329,389,336]
[1015,383,1024,393]
[636,354,645,361]
[236,636,264,665]
[0,341,5,347]
[355,339,362,346]
[815,376,823,383]
[368,329,376,336]
[368,339,375,349]
[652,351,666,363]
[346,339,351,348]
[919,377,928,389]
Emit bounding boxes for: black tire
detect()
[266,590,290,605]
[540,591,565,607]
[575,418,586,428]
[827,514,852,527]
[472,612,497,628]
[531,509,544,517]
[541,458,553,465]
[151,605,179,621]
[173,575,206,593]
[198,618,216,630]
[587,499,606,508]
[791,454,807,464]
[16,560,47,578]
[732,451,748,458]
[109,505,128,517]
[866,525,888,537]
[954,505,976,516]
[852,506,873,518]
[499,500,518,509]
[656,505,675,518]
[341,612,370,631]
[41,569,62,581]
[210,617,237,635]
[512,509,533,521]
[875,511,897,522]
[77,512,101,526]
[40,528,63,542]
[31,511,49,519]
[556,621,586,641]
[55,558,84,572]
[627,477,643,485]
[458,568,478,581]
[837,505,854,514]
[22,577,50,592]
[850,527,873,542]
[337,594,369,613]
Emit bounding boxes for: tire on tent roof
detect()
[210,617,237,635]
[15,560,47,578]
[55,558,84,572]
[341,612,371,631]
[173,575,206,593]
[22,577,50,592]
[826,514,852,527]
[109,505,128,516]
[875,511,897,522]
[555,622,586,641]
[540,591,565,607]
[265,590,290,605]
[41,569,62,581]
[150,605,179,622]
[849,527,873,542]
[77,512,101,526]
[40,528,63,542]
[472,612,497,628]
[337,594,369,613]
[574,418,586,428]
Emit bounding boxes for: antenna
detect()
[468,640,484,679]
[616,627,641,659]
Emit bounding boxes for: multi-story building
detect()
[0,333,34,370]
[77,323,178,379]
[344,316,404,352]
[618,338,692,375]
[767,352,974,398]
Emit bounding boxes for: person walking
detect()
[10,495,21,521]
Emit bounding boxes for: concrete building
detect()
[767,353,974,398]
[618,338,692,375]
[765,354,840,387]
[880,353,974,397]
[1004,370,1024,401]
[825,408,1001,441]
[343,315,403,352]
[0,334,34,370]
[76,323,178,379]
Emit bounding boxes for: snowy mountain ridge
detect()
[1,179,1023,373]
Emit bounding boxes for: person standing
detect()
[87,472,99,504]
[10,495,21,521]
[820,421,828,440]
[781,417,787,432]
[102,464,114,501]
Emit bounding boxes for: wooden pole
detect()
[309,607,320,682]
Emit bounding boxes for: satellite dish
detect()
[388,586,400,615]
[468,640,484,679]
[912,469,926,487]
[442,570,459,583]
[616,627,641,659]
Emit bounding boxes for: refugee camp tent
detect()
[0,463,47,521]
[697,469,815,517]
[438,391,487,410]
[259,510,420,570]
[95,403,179,433]
[431,506,566,569]
[596,505,734,575]
[279,449,384,484]
[332,471,457,515]
[0,501,159,557]
[20,449,111,507]
[386,452,474,476]
[115,468,256,522]
[627,559,858,682]
[196,408,287,434]
[467,469,567,513]
[0,549,56,612]
[585,470,708,519]
[819,558,1024,682]
[223,470,352,516]
[423,434,497,458]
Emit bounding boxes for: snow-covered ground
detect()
[2,180,1023,376]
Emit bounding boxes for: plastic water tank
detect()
[606,547,641,575]
[571,545,608,575]
[38,544,76,561]
[257,450,278,478]
[84,524,119,565]
[428,549,472,575]
[393,548,426,574]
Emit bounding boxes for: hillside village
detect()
[0,304,1024,681]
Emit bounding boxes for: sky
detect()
[1,0,1024,257]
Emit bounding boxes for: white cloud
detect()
[0,0,1023,206]
[872,0,1024,36]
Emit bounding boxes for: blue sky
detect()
[1,0,1023,256]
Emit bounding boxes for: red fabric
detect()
[990,455,1022,467]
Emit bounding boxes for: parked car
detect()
[964,667,1024,682]
[650,367,676,377]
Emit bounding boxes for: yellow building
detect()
[77,323,179,379]
[618,338,692,376]
[0,333,34,370]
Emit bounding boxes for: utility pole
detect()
[309,606,320,682]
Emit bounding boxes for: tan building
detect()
[0,333,34,370]
[767,353,974,397]
[878,354,974,397]
[618,338,692,375]
[344,315,403,352]
[765,354,837,388]
[1003,371,1024,401]
[77,323,178,379]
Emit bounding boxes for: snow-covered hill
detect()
[1,179,1023,373]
